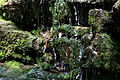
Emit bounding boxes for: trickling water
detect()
[52,47,57,61]
[79,45,84,58]
[74,5,78,25]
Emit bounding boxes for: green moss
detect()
[52,24,88,39]
[88,9,109,32]
[82,33,120,71]
[53,37,81,70]
[0,30,38,63]
[0,0,5,16]
[5,61,23,69]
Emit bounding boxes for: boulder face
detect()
[3,0,52,31]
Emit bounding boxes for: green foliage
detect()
[0,0,4,15]
[41,62,50,70]
[31,26,42,36]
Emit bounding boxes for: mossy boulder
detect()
[88,9,109,33]
[46,25,89,71]
[53,37,81,70]
[82,33,120,72]
[0,30,40,64]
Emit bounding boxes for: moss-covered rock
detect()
[44,25,89,71]
[0,30,40,64]
[82,33,120,72]
[53,37,81,70]
[88,9,109,33]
